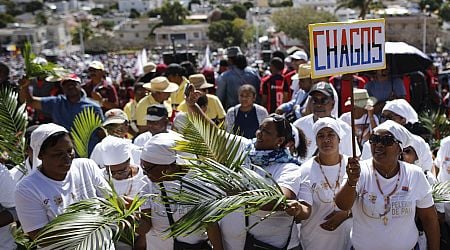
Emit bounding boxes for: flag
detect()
[133,48,147,77]
[200,45,212,70]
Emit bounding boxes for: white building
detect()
[46,21,72,50]
[0,23,47,52]
[153,23,209,50]
[113,18,161,48]
[293,0,337,12]
[118,0,151,13]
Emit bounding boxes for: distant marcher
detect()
[83,61,119,112]
[123,82,148,135]
[165,64,189,110]
[260,57,289,114]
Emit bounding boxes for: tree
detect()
[71,21,94,45]
[0,13,15,28]
[35,11,47,25]
[271,7,338,44]
[160,1,189,25]
[207,19,244,47]
[220,8,237,20]
[420,0,443,12]
[129,8,141,18]
[147,8,161,18]
[335,0,372,20]
[269,0,293,7]
[243,1,254,9]
[99,20,115,31]
[231,3,247,19]
[90,7,108,16]
[440,2,450,22]
[24,1,43,13]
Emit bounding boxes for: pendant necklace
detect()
[373,165,401,226]
[317,154,342,208]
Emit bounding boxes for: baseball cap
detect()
[146,104,168,121]
[290,51,308,61]
[61,73,81,85]
[88,61,105,71]
[309,82,334,97]
[103,109,129,126]
[226,46,242,57]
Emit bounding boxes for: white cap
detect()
[100,136,131,166]
[382,99,418,124]
[290,50,308,61]
[140,132,184,165]
[30,123,68,168]
[313,117,342,139]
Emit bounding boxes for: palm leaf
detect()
[22,41,60,79]
[0,86,27,173]
[70,107,102,158]
[161,158,286,238]
[33,183,152,250]
[432,181,450,203]
[173,113,247,169]
[419,109,450,150]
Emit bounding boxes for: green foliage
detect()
[271,7,338,44]
[269,0,293,7]
[22,41,59,79]
[231,4,247,19]
[420,0,443,12]
[419,109,450,150]
[336,0,372,19]
[0,0,21,16]
[70,107,102,158]
[90,7,108,16]
[129,8,141,19]
[0,13,15,28]
[35,12,47,25]
[24,1,43,13]
[432,181,450,203]
[220,8,238,20]
[207,19,245,47]
[32,183,152,249]
[99,20,115,31]
[243,1,254,9]
[440,2,450,22]
[0,86,27,172]
[71,21,94,45]
[160,1,189,25]
[147,8,161,18]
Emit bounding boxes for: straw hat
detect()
[143,62,156,74]
[344,88,377,108]
[188,74,214,89]
[143,76,179,93]
[292,63,311,80]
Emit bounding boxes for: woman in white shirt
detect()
[336,121,440,250]
[15,123,110,242]
[299,117,351,250]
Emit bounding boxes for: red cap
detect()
[61,73,81,84]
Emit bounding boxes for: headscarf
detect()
[382,99,418,124]
[408,134,433,171]
[373,120,413,149]
[313,117,342,139]
[140,132,186,165]
[30,123,68,168]
[100,136,131,166]
[435,136,450,172]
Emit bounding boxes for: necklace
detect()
[317,154,342,208]
[373,164,401,226]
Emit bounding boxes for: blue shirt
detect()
[217,66,261,110]
[365,77,406,102]
[40,94,104,130]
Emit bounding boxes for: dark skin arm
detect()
[18,77,42,110]
[417,206,440,250]
[0,210,14,227]
[206,222,224,250]
[335,157,360,211]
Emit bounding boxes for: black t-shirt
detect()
[233,107,259,139]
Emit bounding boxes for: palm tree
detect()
[335,0,373,20]
[70,107,103,158]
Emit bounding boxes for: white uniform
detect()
[0,164,17,250]
[220,162,305,250]
[299,156,351,250]
[351,160,433,250]
[294,114,360,159]
[15,158,110,233]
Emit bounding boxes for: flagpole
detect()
[350,86,356,158]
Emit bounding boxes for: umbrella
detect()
[385,42,433,75]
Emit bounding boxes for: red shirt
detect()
[260,73,288,114]
[329,75,367,114]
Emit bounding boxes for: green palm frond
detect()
[419,109,450,150]
[0,86,27,172]
[70,107,102,158]
[33,183,152,250]
[432,181,450,203]
[23,41,60,79]
[161,158,286,238]
[173,113,247,169]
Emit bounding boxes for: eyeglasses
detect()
[141,161,175,174]
[107,166,130,177]
[369,134,401,146]
[402,147,415,154]
[381,113,402,121]
[311,97,331,105]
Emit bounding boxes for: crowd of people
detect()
[0,45,449,250]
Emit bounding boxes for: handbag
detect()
[159,183,212,250]
[243,212,294,250]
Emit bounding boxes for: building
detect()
[153,23,209,50]
[0,23,47,53]
[384,14,439,53]
[293,0,337,12]
[113,18,161,48]
[46,20,72,51]
[118,0,151,13]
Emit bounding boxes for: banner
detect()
[309,19,386,78]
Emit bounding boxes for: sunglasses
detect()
[311,97,331,105]
[369,134,401,146]
[403,147,415,154]
[381,113,402,121]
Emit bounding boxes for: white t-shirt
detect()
[15,158,110,233]
[220,162,303,250]
[299,156,351,250]
[146,179,208,250]
[10,158,34,184]
[351,160,434,250]
[90,136,141,168]
[293,114,360,160]
[434,136,450,182]
[0,164,17,250]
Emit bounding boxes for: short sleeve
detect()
[40,96,60,115]
[297,162,313,206]
[393,78,406,97]
[15,183,49,233]
[0,164,16,208]
[273,163,302,198]
[414,170,434,208]
[136,99,148,126]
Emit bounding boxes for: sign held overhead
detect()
[309,19,386,79]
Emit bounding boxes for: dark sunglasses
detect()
[381,113,402,121]
[403,147,415,154]
[311,97,331,105]
[369,134,401,146]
